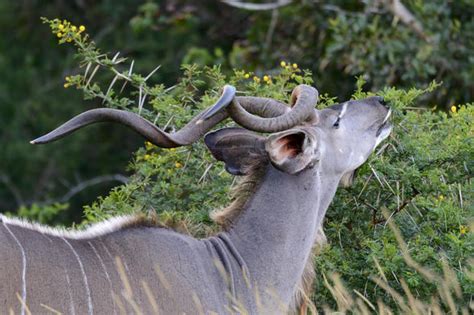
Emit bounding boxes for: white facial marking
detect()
[382,108,392,124]
[3,223,27,315]
[63,238,94,315]
[339,102,348,118]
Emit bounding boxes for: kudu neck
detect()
[224,164,340,309]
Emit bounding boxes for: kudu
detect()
[0,84,392,314]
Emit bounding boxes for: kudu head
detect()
[31,84,391,188]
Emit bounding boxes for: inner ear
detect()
[266,128,318,174]
[274,132,306,160]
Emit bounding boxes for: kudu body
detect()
[0,84,392,314]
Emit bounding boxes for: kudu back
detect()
[1,84,391,314]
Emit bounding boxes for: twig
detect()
[103,74,119,104]
[199,164,214,183]
[120,60,135,93]
[375,190,420,225]
[58,174,128,203]
[144,65,161,82]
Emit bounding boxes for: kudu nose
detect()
[377,96,389,108]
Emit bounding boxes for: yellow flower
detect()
[144,154,151,161]
[58,24,64,30]
[438,195,444,201]
[63,83,69,89]
[71,26,77,32]
[253,76,260,83]
[244,73,250,79]
[66,38,72,43]
[292,63,298,69]
[57,32,63,38]
[145,141,155,150]
[451,105,457,113]
[263,75,270,82]
[175,162,183,168]
[280,61,286,67]
[459,225,468,235]
[79,25,86,32]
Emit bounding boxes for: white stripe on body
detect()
[65,269,76,315]
[62,238,94,315]
[3,222,27,315]
[88,241,117,315]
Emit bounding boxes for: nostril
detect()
[379,97,389,108]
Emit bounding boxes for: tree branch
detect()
[58,174,129,203]
[221,0,292,11]
[385,0,429,41]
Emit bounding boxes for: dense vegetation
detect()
[1,1,472,312]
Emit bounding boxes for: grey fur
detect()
[1,90,392,314]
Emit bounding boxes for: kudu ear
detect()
[204,128,267,175]
[265,128,319,174]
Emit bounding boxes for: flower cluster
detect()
[43,18,86,44]
[236,61,305,86]
[280,61,299,70]
[63,75,82,89]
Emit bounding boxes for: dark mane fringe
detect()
[291,228,327,315]
[210,158,328,315]
[210,157,268,229]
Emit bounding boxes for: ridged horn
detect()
[31,85,293,147]
[202,85,318,133]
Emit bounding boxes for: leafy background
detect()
[0,0,472,311]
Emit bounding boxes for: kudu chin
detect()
[1,84,391,314]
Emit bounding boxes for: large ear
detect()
[265,127,319,174]
[204,128,267,175]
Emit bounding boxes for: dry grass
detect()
[316,218,473,314]
[7,220,472,314]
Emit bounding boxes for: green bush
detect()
[223,0,474,108]
[36,18,474,311]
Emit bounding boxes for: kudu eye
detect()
[333,117,341,128]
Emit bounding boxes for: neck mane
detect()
[0,213,161,240]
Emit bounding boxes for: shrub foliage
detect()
[23,18,474,311]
